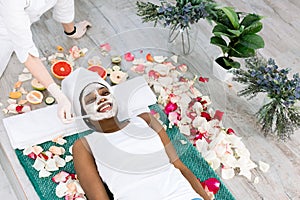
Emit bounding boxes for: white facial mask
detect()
[81,83,118,121]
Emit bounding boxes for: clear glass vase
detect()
[167,24,198,55]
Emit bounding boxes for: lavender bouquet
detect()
[233,56,300,140]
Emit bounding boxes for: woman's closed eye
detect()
[98,88,110,96]
[85,94,97,105]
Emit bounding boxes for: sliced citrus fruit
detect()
[51,60,73,80]
[9,91,22,99]
[87,65,107,79]
[31,78,46,91]
[26,90,44,104]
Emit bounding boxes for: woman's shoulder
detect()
[73,137,92,154]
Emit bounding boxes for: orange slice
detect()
[51,60,73,80]
[26,90,44,104]
[9,91,22,99]
[87,65,107,79]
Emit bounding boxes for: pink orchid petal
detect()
[124,52,135,61]
[52,171,70,183]
[164,102,178,115]
[178,64,188,72]
[213,110,224,121]
[100,43,111,52]
[131,64,145,73]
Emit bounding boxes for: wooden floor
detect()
[0,0,300,199]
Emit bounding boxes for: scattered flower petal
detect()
[100,43,111,52]
[49,146,65,155]
[253,176,260,184]
[124,52,134,61]
[199,77,209,82]
[39,168,52,178]
[259,161,270,173]
[146,53,154,62]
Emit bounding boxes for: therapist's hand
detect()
[47,83,74,123]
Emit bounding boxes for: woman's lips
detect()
[97,102,112,112]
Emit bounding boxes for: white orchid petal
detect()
[45,159,59,171]
[259,161,270,173]
[74,180,85,194]
[153,56,167,63]
[54,155,66,168]
[69,145,73,155]
[158,77,173,87]
[195,139,209,156]
[210,158,221,170]
[39,168,52,178]
[56,182,69,198]
[221,167,235,179]
[239,168,252,180]
[33,157,46,171]
[179,125,190,136]
[32,146,43,155]
[65,155,73,162]
[170,55,178,63]
[23,146,33,155]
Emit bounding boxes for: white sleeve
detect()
[0,0,39,63]
[52,0,75,23]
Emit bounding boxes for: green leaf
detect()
[229,43,255,58]
[210,36,229,53]
[227,29,242,37]
[212,24,233,37]
[242,22,263,35]
[241,13,263,27]
[224,58,241,68]
[221,7,239,29]
[240,34,265,49]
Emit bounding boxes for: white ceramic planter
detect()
[212,60,234,82]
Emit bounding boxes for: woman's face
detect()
[81,83,118,121]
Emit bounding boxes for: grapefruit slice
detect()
[31,78,46,91]
[87,65,107,79]
[26,90,44,104]
[51,60,73,79]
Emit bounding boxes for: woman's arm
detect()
[73,138,110,200]
[139,112,211,200]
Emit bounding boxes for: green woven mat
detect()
[15,104,235,200]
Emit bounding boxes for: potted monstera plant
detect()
[210,7,265,81]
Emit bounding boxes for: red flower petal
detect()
[226,128,235,135]
[201,112,211,121]
[27,152,37,160]
[213,110,224,121]
[164,102,178,115]
[199,77,209,82]
[16,105,24,113]
[202,178,221,194]
[38,152,49,160]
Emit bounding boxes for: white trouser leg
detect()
[0,16,14,78]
